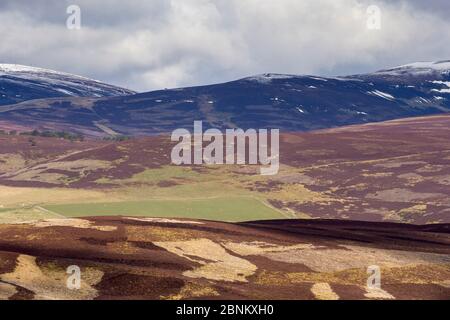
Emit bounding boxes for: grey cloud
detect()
[0,0,449,92]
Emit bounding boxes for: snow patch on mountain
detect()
[397,61,450,71]
[431,80,450,87]
[0,64,93,80]
[430,80,450,94]
[432,88,450,94]
[308,76,328,82]
[0,63,135,99]
[374,60,450,76]
[296,107,306,113]
[244,73,297,83]
[368,90,395,100]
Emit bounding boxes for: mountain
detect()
[362,60,450,80]
[0,61,449,136]
[0,64,135,106]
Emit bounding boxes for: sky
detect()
[0,0,449,92]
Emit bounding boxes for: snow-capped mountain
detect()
[0,64,135,106]
[0,61,449,137]
[371,60,450,77]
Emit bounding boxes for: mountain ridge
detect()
[0,63,135,106]
[0,61,449,137]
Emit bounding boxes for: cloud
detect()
[0,0,449,91]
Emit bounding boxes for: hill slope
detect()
[1,61,449,136]
[0,217,448,300]
[0,64,135,106]
[1,115,449,224]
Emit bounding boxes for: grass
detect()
[0,165,299,223]
[0,186,109,207]
[132,166,205,182]
[44,196,285,222]
[0,206,59,224]
[96,166,229,186]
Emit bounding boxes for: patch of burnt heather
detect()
[95,273,185,299]
[91,255,196,270]
[118,219,256,238]
[419,224,450,234]
[110,218,155,227]
[240,220,450,253]
[331,284,366,300]
[190,166,209,174]
[35,256,87,271]
[157,180,179,187]
[129,241,165,250]
[79,237,118,246]
[0,251,19,274]
[0,179,58,188]
[223,282,317,300]
[41,168,78,177]
[246,255,314,274]
[8,285,35,300]
[382,283,450,300]
[268,199,285,210]
[247,180,284,192]
[383,235,449,246]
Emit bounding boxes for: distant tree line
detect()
[0,129,85,141]
[0,130,17,135]
[102,135,131,142]
[0,130,130,142]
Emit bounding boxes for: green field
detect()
[43,197,286,222]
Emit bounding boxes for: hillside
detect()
[0,115,449,225]
[0,61,449,137]
[0,217,448,300]
[0,64,135,107]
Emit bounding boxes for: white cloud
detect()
[0,0,449,91]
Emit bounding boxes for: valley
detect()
[1,114,449,224]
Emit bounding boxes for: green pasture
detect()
[43,196,286,222]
